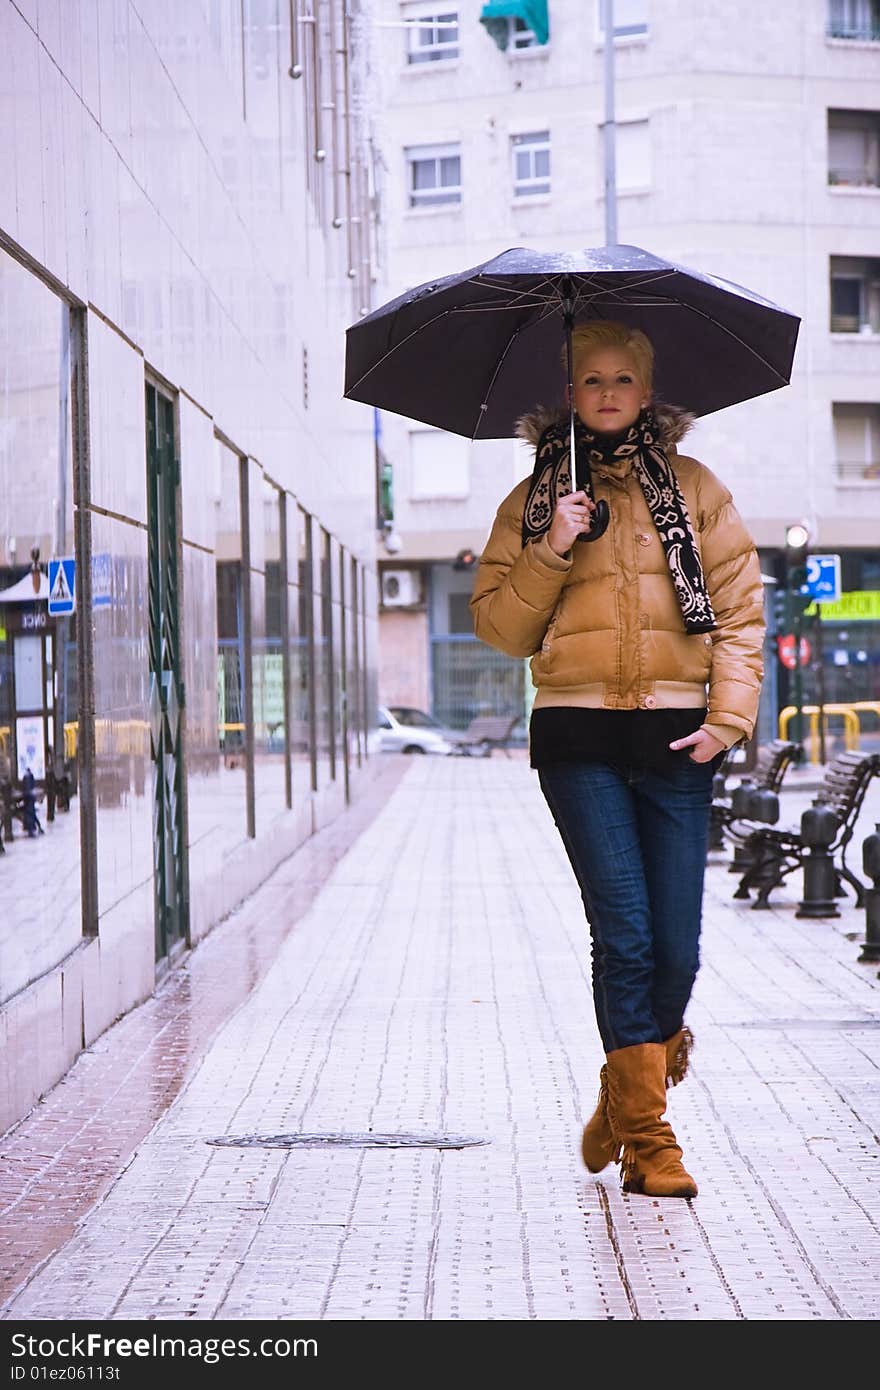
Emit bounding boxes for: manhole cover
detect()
[728,1019,880,1031]
[207,1131,489,1150]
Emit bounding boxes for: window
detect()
[612,119,651,192]
[507,16,539,47]
[597,0,648,38]
[830,257,880,332]
[832,403,880,481]
[828,0,880,40]
[828,110,880,187]
[406,143,462,207]
[406,10,459,64]
[512,131,550,196]
[410,430,469,498]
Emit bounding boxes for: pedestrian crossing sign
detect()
[48,558,76,615]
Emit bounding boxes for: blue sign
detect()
[805,554,841,604]
[91,552,113,609]
[48,558,76,615]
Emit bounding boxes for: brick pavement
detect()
[2,756,879,1321]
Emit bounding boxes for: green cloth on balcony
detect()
[479,2,550,49]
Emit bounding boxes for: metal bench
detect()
[732,750,880,909]
[457,714,520,758]
[710,738,801,856]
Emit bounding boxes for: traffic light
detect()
[772,587,789,633]
[785,521,811,621]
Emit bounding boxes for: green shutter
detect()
[479,2,550,49]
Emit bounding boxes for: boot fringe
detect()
[597,1065,621,1164]
[666,1026,694,1087]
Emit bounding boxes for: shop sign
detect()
[806,590,880,622]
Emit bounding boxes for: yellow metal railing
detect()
[778,702,876,763]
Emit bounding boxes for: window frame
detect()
[511,130,551,198]
[405,9,459,65]
[405,142,463,209]
[595,0,649,41]
[827,110,880,188]
[827,0,880,41]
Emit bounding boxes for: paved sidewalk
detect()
[2,757,879,1321]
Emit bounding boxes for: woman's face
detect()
[571,347,649,434]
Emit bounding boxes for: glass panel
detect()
[213,438,249,850]
[290,504,314,791]
[0,253,82,1003]
[318,528,335,784]
[254,476,286,822]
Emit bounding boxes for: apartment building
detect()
[369,0,880,740]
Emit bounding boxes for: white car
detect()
[372,705,465,756]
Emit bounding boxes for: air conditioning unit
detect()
[381,569,421,607]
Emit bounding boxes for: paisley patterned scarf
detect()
[521,409,717,635]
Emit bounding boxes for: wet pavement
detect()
[1,754,878,1321]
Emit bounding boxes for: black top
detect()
[529,706,721,777]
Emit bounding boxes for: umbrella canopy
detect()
[344,244,800,440]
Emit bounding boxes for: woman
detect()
[470,321,764,1199]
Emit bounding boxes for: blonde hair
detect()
[563,320,654,396]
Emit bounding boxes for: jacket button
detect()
[644,695,658,709]
[636,533,651,546]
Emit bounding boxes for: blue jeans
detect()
[538,759,715,1052]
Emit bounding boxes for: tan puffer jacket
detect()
[470,403,765,749]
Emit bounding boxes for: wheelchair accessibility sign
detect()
[48,558,76,615]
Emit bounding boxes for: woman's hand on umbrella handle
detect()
[548,491,596,557]
[669,729,726,764]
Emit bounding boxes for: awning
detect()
[0,571,48,603]
[479,2,550,49]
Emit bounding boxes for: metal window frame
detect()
[511,130,551,195]
[405,10,460,63]
[406,145,462,206]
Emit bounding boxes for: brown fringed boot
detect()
[580,1064,620,1173]
[580,1028,693,1174]
[605,1042,698,1198]
[664,1026,694,1088]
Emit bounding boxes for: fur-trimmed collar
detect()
[514,401,695,449]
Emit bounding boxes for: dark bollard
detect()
[708,769,728,852]
[857,825,880,964]
[728,777,757,873]
[0,779,13,843]
[749,787,780,825]
[796,798,841,918]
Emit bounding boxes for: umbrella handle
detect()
[576,498,610,543]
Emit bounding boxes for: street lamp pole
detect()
[602,0,617,246]
[785,520,811,751]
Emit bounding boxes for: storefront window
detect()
[0,251,82,1003]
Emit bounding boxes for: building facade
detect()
[0,1,381,1132]
[370,0,880,748]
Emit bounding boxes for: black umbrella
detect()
[344,244,800,540]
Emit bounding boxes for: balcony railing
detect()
[829,165,880,186]
[827,23,880,41]
[836,457,880,481]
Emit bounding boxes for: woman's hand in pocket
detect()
[669,728,726,764]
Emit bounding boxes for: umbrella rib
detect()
[345,304,478,395]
